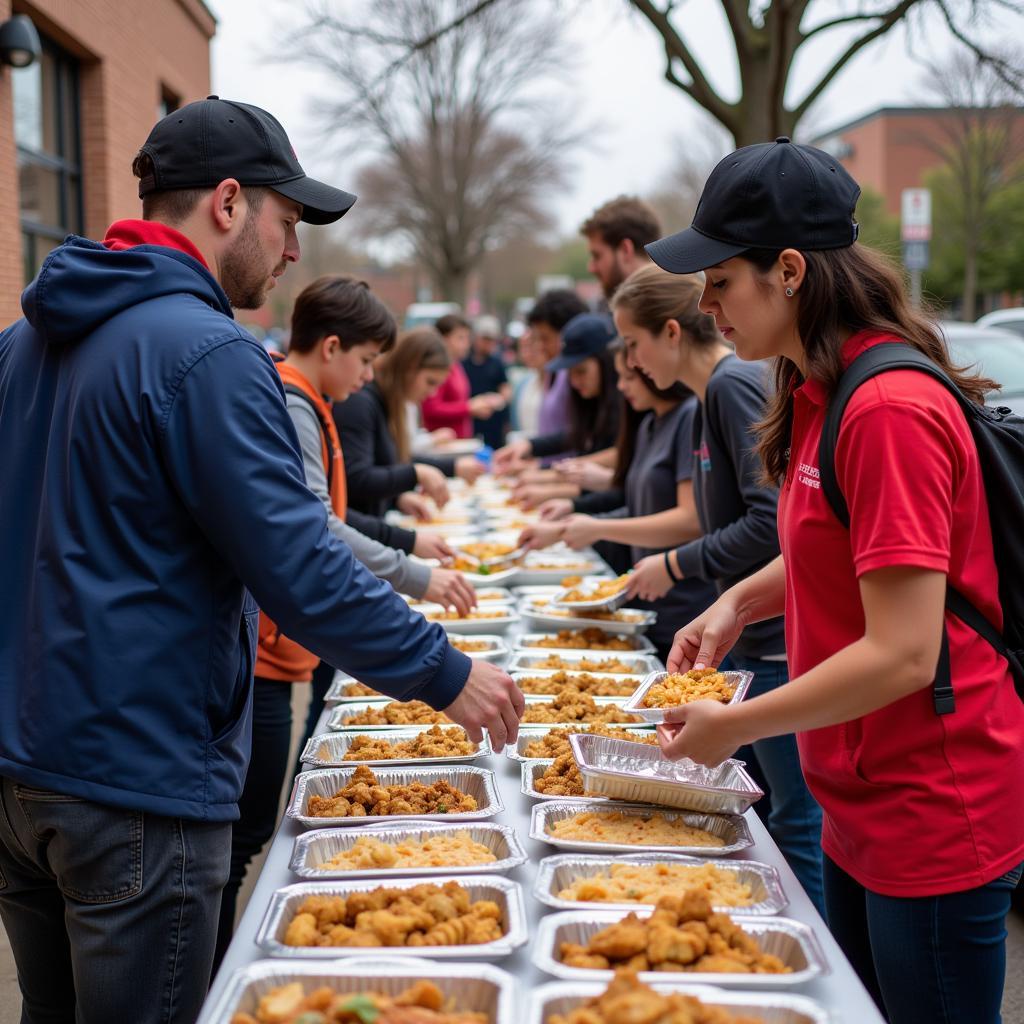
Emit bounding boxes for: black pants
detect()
[213,676,294,970]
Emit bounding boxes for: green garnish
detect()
[437,803,448,812]
[338,995,379,1023]
[477,564,492,575]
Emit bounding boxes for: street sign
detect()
[902,240,930,271]
[901,188,932,242]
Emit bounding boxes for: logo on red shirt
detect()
[797,461,821,489]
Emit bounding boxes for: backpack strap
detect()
[283,383,335,494]
[817,342,1000,716]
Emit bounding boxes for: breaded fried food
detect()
[450,637,494,652]
[640,668,737,708]
[343,701,453,726]
[559,891,790,975]
[306,764,478,818]
[524,629,639,651]
[341,725,477,762]
[424,609,509,622]
[341,680,381,698]
[560,574,631,603]
[517,670,637,697]
[533,753,585,796]
[522,691,641,725]
[281,880,503,949]
[527,654,639,672]
[521,726,657,760]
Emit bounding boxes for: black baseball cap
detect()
[646,137,860,274]
[137,96,357,225]
[546,313,617,372]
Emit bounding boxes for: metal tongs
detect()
[457,544,528,572]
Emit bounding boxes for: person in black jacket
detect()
[334,327,486,520]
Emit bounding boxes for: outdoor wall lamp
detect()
[0,15,41,68]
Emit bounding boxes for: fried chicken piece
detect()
[533,753,585,796]
[283,912,320,947]
[646,922,704,965]
[587,915,649,960]
[561,942,612,970]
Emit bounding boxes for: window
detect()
[12,34,82,282]
[159,84,180,121]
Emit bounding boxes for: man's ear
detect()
[617,237,636,261]
[209,178,244,234]
[321,334,341,362]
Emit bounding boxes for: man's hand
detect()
[423,568,477,616]
[626,552,674,602]
[518,521,565,551]
[443,660,525,750]
[413,531,454,561]
[414,463,450,507]
[454,455,486,484]
[397,491,433,521]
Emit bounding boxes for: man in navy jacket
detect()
[0,97,523,1024]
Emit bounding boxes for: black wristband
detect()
[664,550,681,583]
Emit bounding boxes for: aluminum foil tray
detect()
[520,600,656,635]
[255,876,528,959]
[516,631,656,655]
[299,729,492,767]
[289,822,528,879]
[527,981,832,1024]
[521,696,645,730]
[549,574,632,612]
[512,669,645,699]
[473,587,516,603]
[533,910,828,987]
[443,633,511,662]
[569,734,764,815]
[623,670,754,723]
[205,958,519,1024]
[533,852,788,915]
[512,556,607,586]
[409,601,521,634]
[326,700,456,732]
[529,800,753,856]
[507,650,663,675]
[521,760,610,803]
[286,765,503,829]
[507,726,655,763]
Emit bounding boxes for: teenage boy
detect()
[463,314,511,448]
[580,195,662,299]
[0,97,522,1024]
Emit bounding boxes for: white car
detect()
[976,308,1024,340]
[940,322,1024,416]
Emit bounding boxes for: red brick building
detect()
[811,105,1024,216]
[0,0,215,325]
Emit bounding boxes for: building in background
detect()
[0,0,214,324]
[811,106,1024,216]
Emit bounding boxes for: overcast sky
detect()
[208,0,1020,241]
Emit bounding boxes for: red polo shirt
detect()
[778,330,1024,897]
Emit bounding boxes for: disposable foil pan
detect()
[409,601,521,634]
[521,759,609,803]
[289,822,528,879]
[474,587,516,602]
[569,734,764,816]
[527,981,832,1024]
[529,800,753,856]
[521,696,645,730]
[204,958,519,1024]
[507,726,655,763]
[255,876,528,959]
[512,669,644,699]
[533,852,788,915]
[549,574,632,612]
[327,700,456,732]
[286,765,503,829]
[299,729,491,767]
[623,670,754,722]
[533,909,828,987]
[520,601,657,635]
[512,561,607,587]
[516,631,656,655]
[507,650,663,675]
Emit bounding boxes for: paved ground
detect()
[0,683,1022,1022]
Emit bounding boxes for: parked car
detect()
[977,307,1024,340]
[404,301,461,329]
[940,322,1024,416]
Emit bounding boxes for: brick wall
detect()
[0,0,213,324]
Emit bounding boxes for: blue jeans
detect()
[824,854,1022,1023]
[726,654,825,916]
[0,775,230,1024]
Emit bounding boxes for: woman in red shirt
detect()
[646,139,1024,1024]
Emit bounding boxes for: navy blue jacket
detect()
[0,237,471,821]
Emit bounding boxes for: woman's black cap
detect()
[137,96,357,225]
[646,137,861,274]
[546,313,617,372]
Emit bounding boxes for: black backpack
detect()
[818,341,1024,714]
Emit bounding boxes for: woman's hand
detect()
[538,498,574,521]
[518,521,566,552]
[454,455,486,484]
[493,439,531,473]
[414,463,450,507]
[396,491,433,521]
[666,595,746,673]
[555,459,614,492]
[430,428,457,444]
[626,553,675,602]
[560,514,602,550]
[656,701,746,766]
[423,568,477,616]
[412,531,454,561]
[513,484,555,511]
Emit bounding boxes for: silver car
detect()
[940,322,1024,417]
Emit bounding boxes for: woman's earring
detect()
[785,287,794,297]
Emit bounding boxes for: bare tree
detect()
[284,0,578,304]
[918,48,1024,318]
